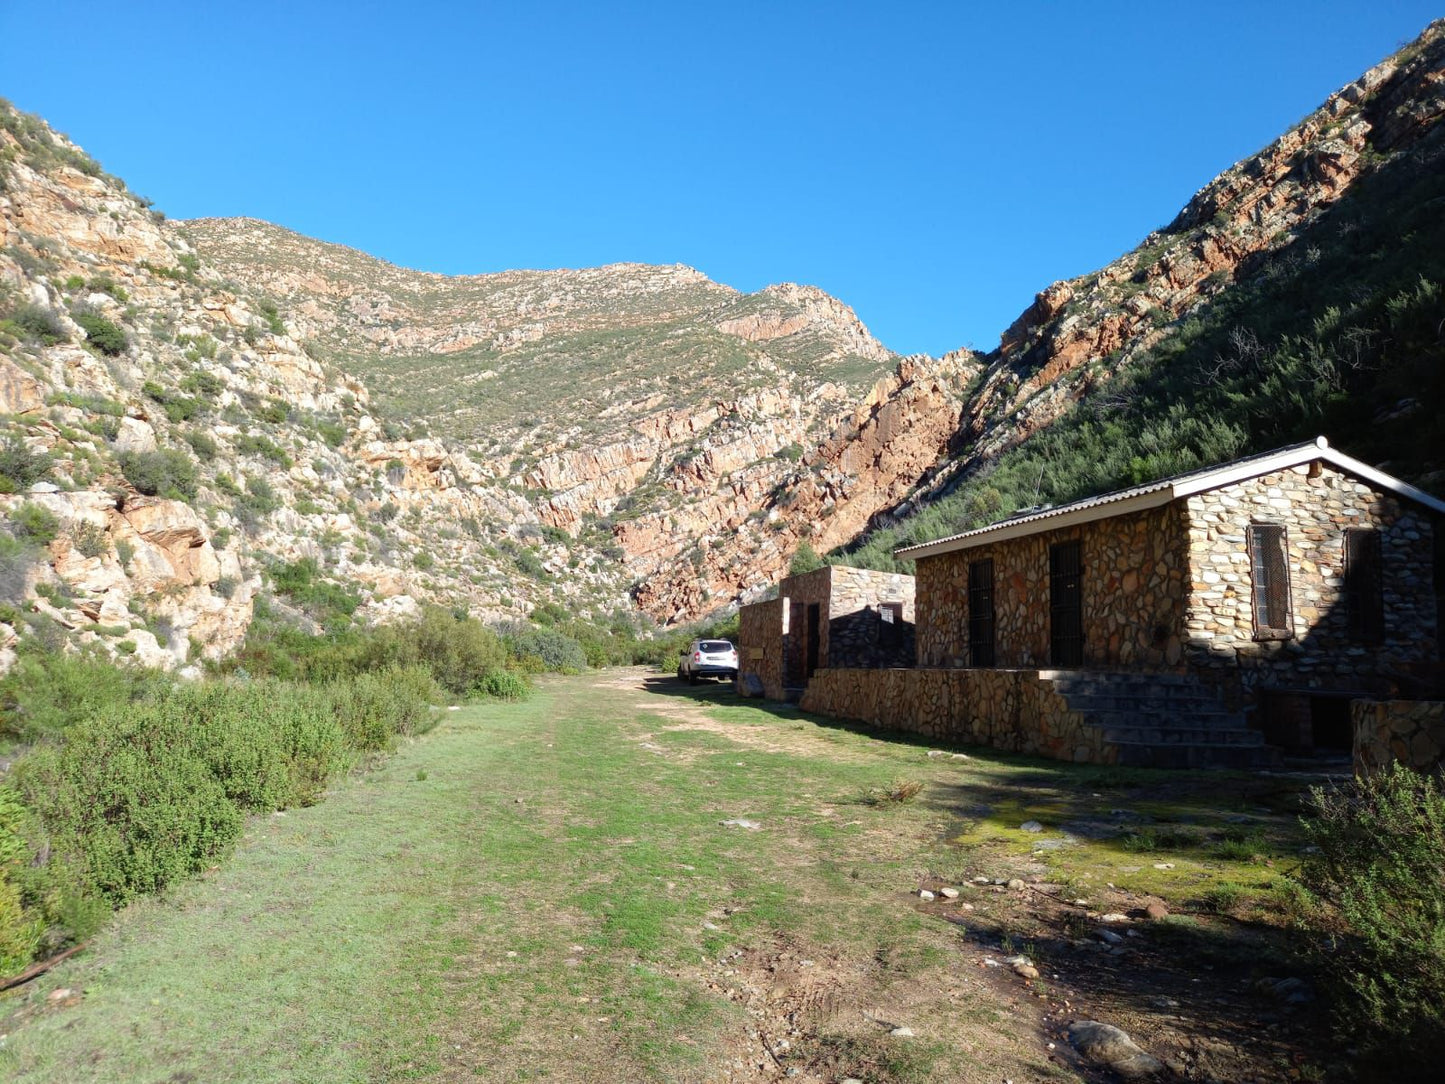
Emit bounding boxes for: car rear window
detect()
[700,641,733,653]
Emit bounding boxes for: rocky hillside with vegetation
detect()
[1,20,1441,660]
[840,20,1445,568]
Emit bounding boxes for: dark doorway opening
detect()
[805,603,821,680]
[1310,696,1353,753]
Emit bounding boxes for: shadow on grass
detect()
[636,669,1345,1078]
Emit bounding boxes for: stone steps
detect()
[1047,670,1280,770]
[1111,741,1281,771]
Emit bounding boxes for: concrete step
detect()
[1101,725,1266,746]
[1081,708,1248,729]
[1062,693,1224,713]
[1112,741,1282,771]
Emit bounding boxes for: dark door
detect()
[805,603,821,679]
[1050,541,1083,666]
[968,558,995,666]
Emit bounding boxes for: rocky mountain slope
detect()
[181,217,984,620]
[1,20,1440,666]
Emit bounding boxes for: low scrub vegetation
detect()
[1292,765,1445,1077]
[0,646,441,976]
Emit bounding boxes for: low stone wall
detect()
[799,667,1114,764]
[1352,699,1445,774]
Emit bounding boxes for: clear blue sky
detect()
[3,2,1438,356]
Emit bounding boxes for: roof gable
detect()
[895,437,1445,561]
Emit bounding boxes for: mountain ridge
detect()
[1,19,1441,667]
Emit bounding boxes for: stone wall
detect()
[737,597,788,700]
[1183,464,1439,705]
[825,565,916,669]
[799,667,1114,764]
[1352,699,1445,774]
[914,502,1190,670]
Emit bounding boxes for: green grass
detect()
[1,673,1316,1081]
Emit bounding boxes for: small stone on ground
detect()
[1067,1020,1163,1078]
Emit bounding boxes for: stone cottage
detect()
[737,564,915,701]
[800,438,1444,767]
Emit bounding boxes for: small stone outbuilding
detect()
[737,565,914,700]
[801,438,1445,768]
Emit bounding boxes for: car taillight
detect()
[693,652,701,661]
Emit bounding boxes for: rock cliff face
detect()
[957,22,1445,467]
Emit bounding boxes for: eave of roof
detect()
[895,437,1445,562]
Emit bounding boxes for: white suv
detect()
[677,639,739,684]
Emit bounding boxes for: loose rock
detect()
[1020,820,1044,832]
[1067,1020,1163,1078]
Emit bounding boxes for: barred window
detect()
[1248,524,1293,639]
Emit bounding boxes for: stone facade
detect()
[800,667,1114,764]
[914,462,1439,714]
[1352,698,1445,775]
[737,597,789,700]
[1182,464,1438,705]
[916,503,1189,670]
[737,565,915,700]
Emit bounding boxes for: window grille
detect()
[1248,524,1293,639]
[1050,541,1084,666]
[968,558,995,666]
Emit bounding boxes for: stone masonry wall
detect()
[825,565,916,669]
[1353,699,1445,774]
[781,567,832,687]
[737,597,788,700]
[1183,463,1438,706]
[800,667,1114,764]
[915,503,1190,670]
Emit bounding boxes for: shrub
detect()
[363,607,511,699]
[0,649,167,743]
[788,541,826,576]
[478,669,529,701]
[1293,765,1445,1074]
[0,431,50,493]
[18,707,244,905]
[184,429,218,461]
[10,501,59,544]
[499,622,587,673]
[72,310,127,355]
[7,303,67,346]
[71,519,108,558]
[119,447,197,499]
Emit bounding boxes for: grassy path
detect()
[0,671,1317,1083]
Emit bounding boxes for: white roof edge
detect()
[895,437,1445,561]
[896,487,1176,560]
[1317,445,1445,515]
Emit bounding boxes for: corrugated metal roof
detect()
[894,437,1445,561]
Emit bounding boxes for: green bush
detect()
[73,310,127,355]
[0,431,50,493]
[7,303,67,346]
[18,708,243,905]
[364,606,512,698]
[1294,765,1445,1075]
[0,648,168,743]
[500,622,587,673]
[10,501,59,544]
[71,519,107,558]
[119,447,197,499]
